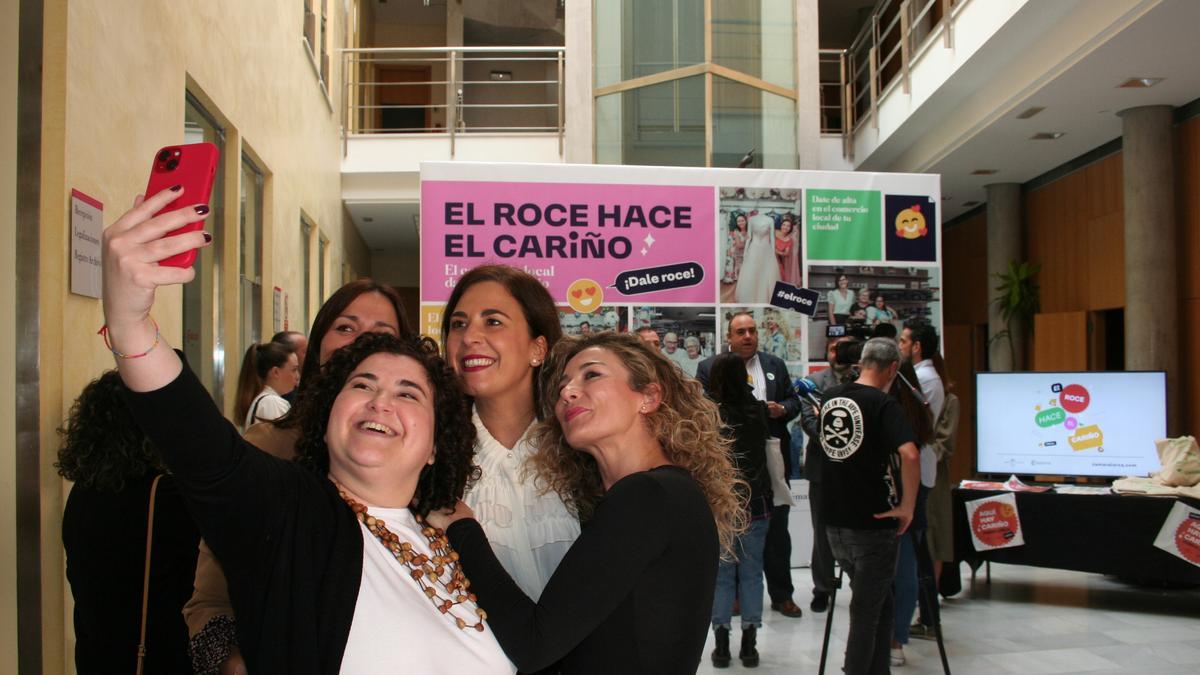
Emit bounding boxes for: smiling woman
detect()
[440,265,580,601]
[99,187,514,674]
[426,332,745,674]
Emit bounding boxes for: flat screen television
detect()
[975,371,1166,478]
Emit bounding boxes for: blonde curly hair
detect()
[528,332,746,555]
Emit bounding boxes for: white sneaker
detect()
[890,646,906,667]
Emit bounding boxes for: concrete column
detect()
[1120,105,1180,434]
[986,182,1023,371]
[794,0,820,169]
[564,0,594,163]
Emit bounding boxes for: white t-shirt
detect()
[914,360,946,488]
[243,386,290,430]
[463,409,580,600]
[341,506,516,674]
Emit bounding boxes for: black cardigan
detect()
[448,466,719,674]
[122,364,363,674]
[63,473,200,674]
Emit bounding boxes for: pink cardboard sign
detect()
[420,180,715,305]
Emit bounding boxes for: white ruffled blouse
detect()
[463,408,580,600]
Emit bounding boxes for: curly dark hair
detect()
[291,331,479,516]
[56,370,162,492]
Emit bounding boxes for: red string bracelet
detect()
[97,317,161,359]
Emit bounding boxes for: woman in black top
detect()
[99,186,512,673]
[58,370,200,674]
[429,332,746,673]
[703,352,773,667]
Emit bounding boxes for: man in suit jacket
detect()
[697,311,804,618]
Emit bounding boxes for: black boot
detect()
[740,625,760,668]
[711,626,731,668]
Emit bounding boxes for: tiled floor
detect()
[697,563,1200,674]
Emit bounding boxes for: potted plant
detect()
[989,260,1041,369]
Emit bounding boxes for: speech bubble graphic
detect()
[1068,424,1104,451]
[770,282,820,316]
[1060,384,1090,414]
[1064,417,1078,431]
[1035,407,1066,428]
[611,262,704,296]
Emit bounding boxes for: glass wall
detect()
[595,0,704,88]
[182,94,226,408]
[594,0,797,168]
[595,76,706,167]
[239,155,263,349]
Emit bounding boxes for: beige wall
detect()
[39,1,364,669]
[1,0,18,669]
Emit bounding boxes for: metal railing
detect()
[845,0,962,134]
[819,48,851,157]
[340,46,565,156]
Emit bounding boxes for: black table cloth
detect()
[952,488,1200,585]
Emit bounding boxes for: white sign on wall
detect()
[70,189,103,299]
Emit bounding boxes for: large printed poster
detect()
[419,162,941,386]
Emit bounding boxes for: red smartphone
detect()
[144,142,220,267]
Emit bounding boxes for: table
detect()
[952,488,1200,585]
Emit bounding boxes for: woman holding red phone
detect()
[185,286,410,672]
[103,187,513,673]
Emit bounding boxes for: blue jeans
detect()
[893,486,929,644]
[712,517,770,629]
[827,526,900,675]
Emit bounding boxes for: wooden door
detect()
[375,66,432,133]
[1033,311,1088,372]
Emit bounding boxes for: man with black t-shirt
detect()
[819,338,919,675]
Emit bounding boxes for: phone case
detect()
[144,142,220,267]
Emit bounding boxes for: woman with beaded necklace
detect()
[101,187,514,673]
[441,265,580,600]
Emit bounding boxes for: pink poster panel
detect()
[420,180,716,305]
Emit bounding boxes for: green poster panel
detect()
[805,189,882,261]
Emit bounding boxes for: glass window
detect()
[596,76,705,167]
[182,94,226,409]
[595,0,704,88]
[320,0,330,86]
[301,218,313,332]
[239,155,264,350]
[712,76,796,169]
[712,0,795,89]
[303,0,317,56]
[318,234,329,302]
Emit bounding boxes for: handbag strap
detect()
[136,474,163,675]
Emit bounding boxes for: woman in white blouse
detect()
[442,265,580,599]
[233,341,299,430]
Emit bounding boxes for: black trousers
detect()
[763,503,794,603]
[808,480,834,595]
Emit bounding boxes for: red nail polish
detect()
[202,232,213,243]
[170,184,183,192]
[194,204,210,215]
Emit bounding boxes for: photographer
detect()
[798,334,859,613]
[818,338,920,675]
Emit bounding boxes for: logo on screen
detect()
[1060,384,1090,414]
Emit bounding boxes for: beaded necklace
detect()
[337,487,487,632]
